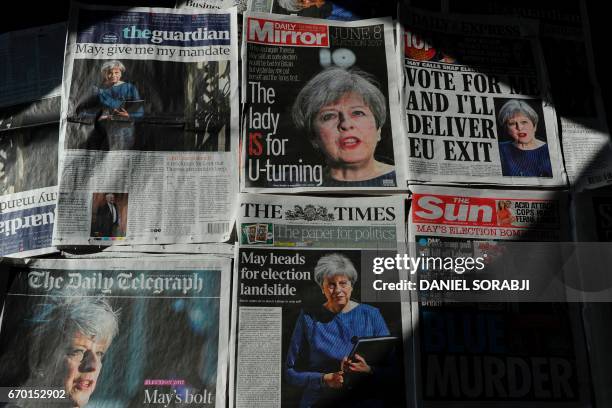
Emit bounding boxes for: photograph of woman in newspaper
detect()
[285,253,397,407]
[292,68,395,187]
[67,59,231,152]
[495,98,552,178]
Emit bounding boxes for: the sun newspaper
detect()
[407,185,592,406]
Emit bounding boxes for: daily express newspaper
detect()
[443,0,612,191]
[241,13,405,192]
[246,0,396,21]
[230,193,410,407]
[0,256,231,407]
[407,186,592,406]
[0,24,65,257]
[53,4,239,247]
[400,8,566,187]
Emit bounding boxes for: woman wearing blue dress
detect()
[285,253,391,407]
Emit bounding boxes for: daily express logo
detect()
[247,17,329,47]
[121,25,229,44]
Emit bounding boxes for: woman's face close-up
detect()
[313,92,380,170]
[62,330,109,407]
[322,274,353,311]
[104,68,122,86]
[506,112,536,146]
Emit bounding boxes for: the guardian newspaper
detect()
[399,8,566,187]
[53,4,239,247]
[241,13,405,192]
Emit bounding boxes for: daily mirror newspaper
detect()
[230,193,410,407]
[0,256,231,407]
[0,24,65,257]
[241,13,405,192]
[443,0,612,191]
[399,8,566,187]
[53,4,239,247]
[407,186,592,406]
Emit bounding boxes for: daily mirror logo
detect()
[247,18,329,47]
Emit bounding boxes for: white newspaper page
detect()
[443,0,612,191]
[230,193,411,407]
[53,4,239,247]
[407,185,592,407]
[0,256,231,407]
[399,8,566,187]
[241,13,406,192]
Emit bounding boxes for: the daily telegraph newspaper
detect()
[408,186,592,406]
[53,4,239,247]
[0,256,231,407]
[246,0,396,21]
[230,194,410,407]
[0,24,65,257]
[443,0,612,191]
[400,8,566,187]
[241,13,405,192]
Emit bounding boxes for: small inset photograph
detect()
[494,98,552,178]
[90,192,128,239]
[496,199,517,226]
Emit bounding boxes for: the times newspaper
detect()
[241,13,405,192]
[246,0,396,20]
[399,8,566,187]
[443,0,612,191]
[0,256,231,407]
[230,193,410,407]
[53,4,239,247]
[0,24,65,257]
[408,186,592,406]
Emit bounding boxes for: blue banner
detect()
[76,9,231,47]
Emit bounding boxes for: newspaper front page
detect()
[443,0,612,190]
[53,4,239,247]
[0,256,231,407]
[0,24,65,257]
[408,186,591,407]
[400,8,566,187]
[230,193,410,407]
[246,0,396,21]
[241,13,405,192]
